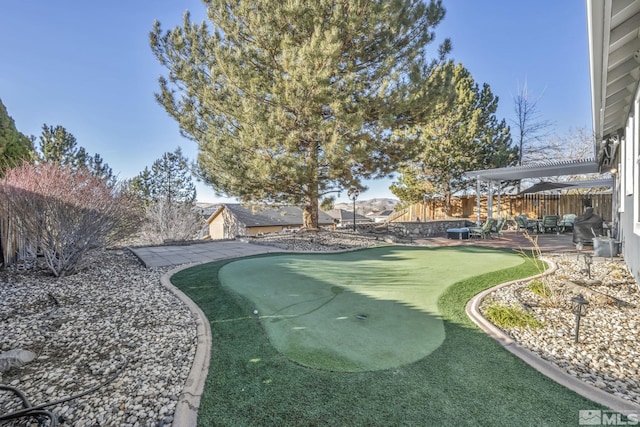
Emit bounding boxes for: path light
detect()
[583,253,593,279]
[571,294,589,343]
[348,187,360,232]
[576,242,583,261]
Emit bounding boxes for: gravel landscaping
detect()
[2,230,639,426]
[0,250,196,427]
[480,252,640,405]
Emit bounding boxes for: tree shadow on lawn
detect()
[172,250,604,427]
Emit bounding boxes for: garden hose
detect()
[0,355,128,426]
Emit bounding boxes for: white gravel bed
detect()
[0,250,197,427]
[480,253,640,405]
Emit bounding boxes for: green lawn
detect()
[171,246,603,426]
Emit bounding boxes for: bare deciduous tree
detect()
[1,162,142,276]
[135,199,203,245]
[512,81,554,165]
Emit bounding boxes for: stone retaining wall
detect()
[387,220,472,237]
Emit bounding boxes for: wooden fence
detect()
[0,203,29,267]
[387,193,613,223]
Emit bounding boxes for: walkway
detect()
[129,240,285,267]
[415,230,580,253]
[130,231,582,268]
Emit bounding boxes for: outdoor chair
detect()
[491,217,507,238]
[514,214,538,233]
[540,215,560,234]
[558,213,576,232]
[469,218,496,239]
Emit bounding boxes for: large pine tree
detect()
[390,63,518,215]
[0,98,33,175]
[150,0,451,228]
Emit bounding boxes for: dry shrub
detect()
[134,199,202,245]
[1,162,142,276]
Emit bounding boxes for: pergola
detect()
[463,158,613,224]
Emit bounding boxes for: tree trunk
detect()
[444,190,452,218]
[303,197,319,230]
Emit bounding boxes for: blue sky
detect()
[0,1,591,204]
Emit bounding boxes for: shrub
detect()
[527,279,552,298]
[484,303,543,329]
[1,162,142,276]
[134,199,203,245]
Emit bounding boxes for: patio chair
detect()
[558,213,576,232]
[469,218,496,239]
[540,215,560,234]
[514,214,538,233]
[492,217,507,238]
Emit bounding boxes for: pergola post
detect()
[497,181,502,219]
[476,175,481,226]
[487,180,493,220]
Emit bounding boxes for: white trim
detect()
[635,93,640,234]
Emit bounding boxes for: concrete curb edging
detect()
[160,264,213,427]
[466,258,640,413]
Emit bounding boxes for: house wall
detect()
[208,215,225,240]
[618,94,640,284]
[619,194,640,284]
[209,209,248,239]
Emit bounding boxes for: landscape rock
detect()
[480,253,640,405]
[0,349,36,372]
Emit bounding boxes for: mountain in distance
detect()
[196,199,400,216]
[334,198,399,213]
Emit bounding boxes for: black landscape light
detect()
[348,187,360,232]
[571,293,589,343]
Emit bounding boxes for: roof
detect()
[208,204,335,227]
[325,208,371,222]
[519,179,613,194]
[464,159,599,181]
[588,0,640,169]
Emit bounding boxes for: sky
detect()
[0,1,592,204]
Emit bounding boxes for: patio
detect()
[415,229,581,253]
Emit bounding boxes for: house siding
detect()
[620,194,640,284]
[209,208,248,239]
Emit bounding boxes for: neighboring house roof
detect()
[208,204,335,227]
[377,209,394,217]
[325,208,371,222]
[195,202,220,218]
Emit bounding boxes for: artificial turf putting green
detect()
[218,246,524,372]
[172,246,604,426]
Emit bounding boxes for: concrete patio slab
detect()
[129,240,285,268]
